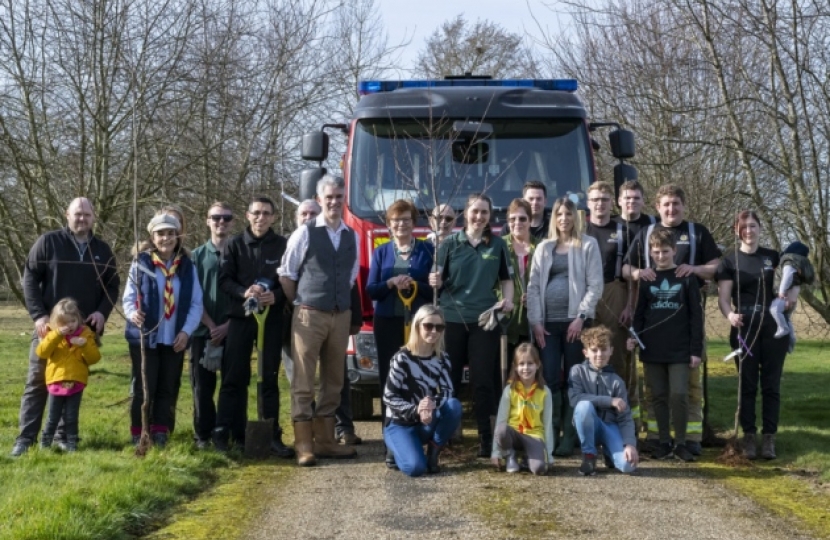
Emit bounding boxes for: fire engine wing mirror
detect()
[613,163,638,198]
[609,129,635,159]
[302,132,329,162]
[300,167,327,201]
[452,121,493,143]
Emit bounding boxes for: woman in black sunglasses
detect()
[383,305,461,477]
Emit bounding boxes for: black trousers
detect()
[189,336,219,441]
[43,391,83,443]
[130,344,185,432]
[216,313,283,441]
[374,315,406,419]
[731,319,789,435]
[444,321,501,437]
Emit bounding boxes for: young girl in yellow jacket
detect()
[491,343,554,475]
[36,298,101,451]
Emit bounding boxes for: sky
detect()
[377,0,569,74]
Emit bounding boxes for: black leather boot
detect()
[426,442,442,474]
[212,427,230,453]
[478,434,493,458]
[271,428,296,459]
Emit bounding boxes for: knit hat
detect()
[784,241,809,258]
[147,214,181,234]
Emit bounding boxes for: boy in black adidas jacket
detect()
[628,229,703,462]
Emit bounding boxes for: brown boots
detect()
[312,416,357,460]
[293,421,316,467]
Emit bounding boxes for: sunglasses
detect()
[210,215,233,222]
[422,322,446,333]
[508,216,528,222]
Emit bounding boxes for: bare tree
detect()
[415,15,540,79]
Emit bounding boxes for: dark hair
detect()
[648,228,676,249]
[619,180,645,197]
[249,197,276,214]
[522,180,547,198]
[733,210,760,236]
[784,241,809,258]
[507,198,532,218]
[386,199,418,225]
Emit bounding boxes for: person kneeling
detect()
[491,343,553,475]
[569,326,639,476]
[383,305,462,477]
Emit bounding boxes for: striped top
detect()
[383,348,454,426]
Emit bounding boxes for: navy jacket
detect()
[366,240,434,318]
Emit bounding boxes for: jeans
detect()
[43,391,83,444]
[573,401,636,473]
[384,398,463,477]
[731,320,789,435]
[190,336,219,442]
[216,313,284,441]
[129,344,185,433]
[540,321,584,393]
[444,321,501,436]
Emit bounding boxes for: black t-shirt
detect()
[714,247,779,312]
[624,220,722,286]
[529,215,549,241]
[615,213,659,246]
[585,219,625,284]
[632,268,704,363]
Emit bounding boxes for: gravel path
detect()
[243,420,816,540]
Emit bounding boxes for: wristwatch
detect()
[578,313,587,320]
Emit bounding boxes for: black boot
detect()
[385,446,398,469]
[477,433,493,458]
[271,428,296,459]
[426,442,442,474]
[212,427,230,453]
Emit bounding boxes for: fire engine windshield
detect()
[349,118,593,218]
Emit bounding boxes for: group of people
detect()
[10,176,809,481]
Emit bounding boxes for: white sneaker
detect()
[505,450,520,473]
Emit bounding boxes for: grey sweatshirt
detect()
[567,360,637,448]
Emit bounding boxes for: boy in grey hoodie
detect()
[569,325,639,476]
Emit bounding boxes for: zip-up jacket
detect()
[568,360,637,448]
[219,227,287,318]
[23,227,120,323]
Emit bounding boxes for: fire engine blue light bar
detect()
[358,79,578,95]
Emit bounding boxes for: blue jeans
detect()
[573,401,636,473]
[384,398,463,477]
[539,321,584,393]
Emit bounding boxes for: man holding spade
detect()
[213,196,294,457]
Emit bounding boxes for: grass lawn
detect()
[0,305,294,540]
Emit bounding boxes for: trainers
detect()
[743,433,757,460]
[652,443,674,460]
[761,434,776,460]
[152,432,168,449]
[685,441,702,456]
[579,454,597,476]
[195,438,211,450]
[11,441,31,457]
[673,444,696,462]
[505,451,520,473]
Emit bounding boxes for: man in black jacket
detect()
[213,196,294,457]
[12,197,120,457]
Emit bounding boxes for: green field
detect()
[0,306,293,540]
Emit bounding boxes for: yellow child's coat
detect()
[35,327,101,385]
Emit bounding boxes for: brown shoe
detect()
[742,433,757,460]
[338,432,363,445]
[761,434,776,460]
[293,421,316,467]
[312,417,357,459]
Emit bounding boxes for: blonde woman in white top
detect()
[527,197,603,456]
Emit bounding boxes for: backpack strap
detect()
[615,221,624,279]
[688,222,697,265]
[644,224,656,269]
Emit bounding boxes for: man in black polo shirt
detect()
[623,184,721,455]
[584,181,640,429]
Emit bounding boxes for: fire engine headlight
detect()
[355,333,378,372]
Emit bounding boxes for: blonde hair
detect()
[404,305,445,357]
[581,325,613,350]
[588,181,614,198]
[50,298,84,330]
[507,343,546,388]
[547,197,583,246]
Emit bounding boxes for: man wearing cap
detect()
[11,198,120,457]
[189,202,234,449]
[213,196,294,457]
[123,213,203,447]
[279,175,360,466]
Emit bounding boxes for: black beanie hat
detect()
[784,241,809,258]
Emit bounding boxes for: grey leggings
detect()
[644,362,690,445]
[494,423,548,475]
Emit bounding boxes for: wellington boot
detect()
[293,421,316,467]
[312,417,357,459]
[554,401,576,457]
